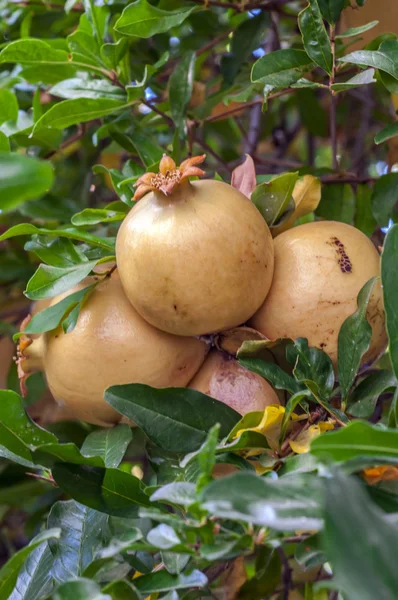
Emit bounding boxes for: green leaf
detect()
[33,98,126,132]
[287,338,335,401]
[280,389,312,442]
[251,49,313,87]
[100,39,129,71]
[355,184,377,237]
[25,236,88,268]
[336,20,379,39]
[0,152,54,213]
[388,388,398,429]
[338,277,377,400]
[102,579,141,600]
[134,570,207,594]
[317,0,345,24]
[115,0,196,38]
[0,529,60,600]
[169,51,195,127]
[104,384,240,454]
[0,130,10,152]
[331,68,376,92]
[317,183,355,224]
[375,121,398,145]
[13,284,96,339]
[80,424,133,468]
[161,553,190,576]
[382,225,398,380]
[0,88,19,125]
[0,390,57,465]
[48,500,109,584]
[323,472,398,600]
[53,579,110,600]
[10,541,55,600]
[195,424,219,490]
[150,482,197,507]
[68,30,104,69]
[298,1,333,75]
[340,40,398,79]
[372,173,398,227]
[202,472,324,531]
[311,420,398,461]
[25,260,98,300]
[251,172,298,227]
[52,463,150,517]
[71,208,126,226]
[0,38,70,66]
[348,370,396,418]
[32,442,104,469]
[239,358,303,395]
[0,223,115,252]
[118,126,164,169]
[147,524,181,550]
[221,13,269,86]
[50,78,127,101]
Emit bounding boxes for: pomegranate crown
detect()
[133,153,206,200]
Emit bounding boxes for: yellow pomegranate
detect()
[250,221,387,366]
[189,349,279,414]
[18,274,208,426]
[116,154,274,336]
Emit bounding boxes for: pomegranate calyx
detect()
[134,153,206,200]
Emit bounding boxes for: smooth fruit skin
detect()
[116,179,274,336]
[250,221,387,366]
[42,275,208,426]
[188,349,279,414]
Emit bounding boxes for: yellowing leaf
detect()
[272,174,321,236]
[235,404,286,446]
[289,421,335,454]
[363,465,398,485]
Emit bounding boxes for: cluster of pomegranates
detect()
[16,154,387,427]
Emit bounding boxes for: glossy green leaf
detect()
[323,472,398,600]
[375,121,398,145]
[71,208,126,226]
[287,338,335,400]
[355,184,377,237]
[0,152,54,213]
[100,39,129,71]
[0,38,70,66]
[382,224,398,379]
[134,570,207,594]
[336,20,379,39]
[115,0,196,38]
[53,579,110,600]
[280,389,312,442]
[24,236,88,268]
[348,370,396,418]
[239,358,303,395]
[311,420,398,461]
[202,471,324,531]
[102,579,141,600]
[25,260,98,300]
[338,277,377,400]
[0,390,57,465]
[150,482,197,507]
[251,172,298,227]
[0,223,115,252]
[0,88,18,125]
[147,524,181,550]
[194,424,219,490]
[298,1,333,75]
[0,130,10,152]
[317,0,348,24]
[251,49,313,87]
[341,40,398,79]
[169,51,195,127]
[32,442,104,469]
[104,384,240,454]
[372,174,398,227]
[33,98,126,132]
[50,78,127,101]
[161,553,190,576]
[80,424,133,468]
[13,283,96,339]
[331,68,376,92]
[317,183,355,223]
[9,541,55,600]
[388,388,398,429]
[0,529,60,600]
[52,463,150,517]
[119,126,164,168]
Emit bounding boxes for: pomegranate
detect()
[250,221,387,366]
[115,154,274,336]
[17,274,208,426]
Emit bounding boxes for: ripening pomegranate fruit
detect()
[250,221,387,366]
[189,349,279,414]
[17,274,208,426]
[116,154,274,336]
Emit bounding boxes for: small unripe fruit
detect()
[116,155,274,336]
[18,275,208,426]
[188,349,280,414]
[250,221,387,366]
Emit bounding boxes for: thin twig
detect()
[141,99,175,128]
[195,137,232,173]
[204,89,294,124]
